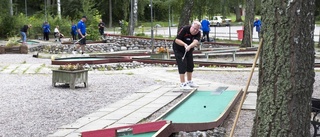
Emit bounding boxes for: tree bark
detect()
[240,0,254,48]
[234,0,242,22]
[108,0,112,28]
[177,0,193,33]
[10,0,13,16]
[252,0,316,136]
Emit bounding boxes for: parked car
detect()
[210,16,231,26]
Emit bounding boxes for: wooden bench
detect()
[203,48,239,61]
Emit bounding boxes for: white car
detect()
[210,16,231,26]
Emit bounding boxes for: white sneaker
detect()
[187,81,199,87]
[180,83,193,90]
[72,50,77,55]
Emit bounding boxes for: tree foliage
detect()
[1,0,319,38]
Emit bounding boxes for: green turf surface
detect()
[118,132,156,137]
[19,40,40,44]
[163,90,238,123]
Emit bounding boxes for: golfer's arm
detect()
[175,39,188,47]
[189,40,199,48]
[77,29,83,37]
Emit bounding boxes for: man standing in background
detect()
[73,16,87,55]
[253,17,262,40]
[98,19,105,40]
[70,22,77,41]
[201,17,210,42]
[42,21,50,41]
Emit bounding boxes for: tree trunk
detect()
[234,0,242,22]
[177,0,193,33]
[252,0,315,136]
[10,0,13,16]
[128,0,138,36]
[128,0,134,35]
[108,0,112,28]
[240,0,254,48]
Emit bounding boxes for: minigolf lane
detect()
[162,90,240,123]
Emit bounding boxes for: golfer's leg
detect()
[180,74,186,83]
[174,49,186,83]
[186,72,192,81]
[186,52,194,81]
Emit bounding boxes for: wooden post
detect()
[229,38,263,137]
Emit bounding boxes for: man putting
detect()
[173,21,201,90]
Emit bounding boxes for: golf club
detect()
[182,50,187,61]
[69,36,85,53]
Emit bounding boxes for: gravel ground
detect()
[1,54,320,137]
[0,54,164,137]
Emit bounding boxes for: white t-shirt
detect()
[54,28,59,33]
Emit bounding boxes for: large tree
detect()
[177,0,194,32]
[240,0,254,48]
[252,0,315,136]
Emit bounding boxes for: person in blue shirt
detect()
[253,17,262,40]
[201,17,210,42]
[70,22,77,41]
[42,21,50,41]
[73,16,87,54]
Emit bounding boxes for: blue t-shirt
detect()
[254,20,261,32]
[71,25,77,35]
[201,19,210,32]
[77,20,86,35]
[43,24,50,33]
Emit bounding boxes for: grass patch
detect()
[97,67,106,71]
[10,66,19,74]
[21,60,26,64]
[208,65,217,68]
[0,65,9,71]
[35,64,46,73]
[126,72,134,75]
[166,69,177,72]
[22,66,31,74]
[236,65,245,68]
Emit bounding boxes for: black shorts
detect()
[173,47,194,74]
[78,35,86,45]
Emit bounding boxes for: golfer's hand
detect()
[185,45,191,51]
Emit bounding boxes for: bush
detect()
[0,15,19,38]
[120,20,128,35]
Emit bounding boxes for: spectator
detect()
[20,24,32,46]
[70,22,77,41]
[98,19,105,39]
[201,17,211,42]
[253,17,262,40]
[42,21,50,41]
[172,21,201,90]
[73,16,87,55]
[54,25,64,42]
